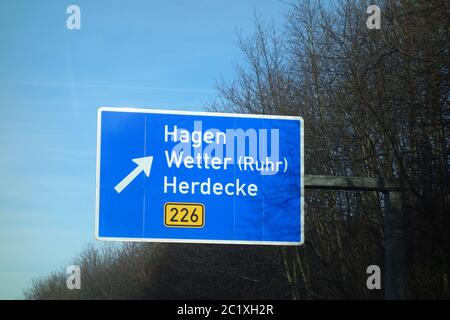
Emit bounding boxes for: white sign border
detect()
[95,107,304,246]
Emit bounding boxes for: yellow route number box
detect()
[164,202,205,228]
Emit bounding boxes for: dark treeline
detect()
[25,0,449,299]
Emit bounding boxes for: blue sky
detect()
[0,0,290,299]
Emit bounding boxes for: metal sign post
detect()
[304,175,407,299]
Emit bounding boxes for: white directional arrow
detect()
[114,156,153,193]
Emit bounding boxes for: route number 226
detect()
[164,202,204,228]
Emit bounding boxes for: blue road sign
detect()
[95,108,304,245]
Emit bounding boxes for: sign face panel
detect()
[95,108,304,245]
